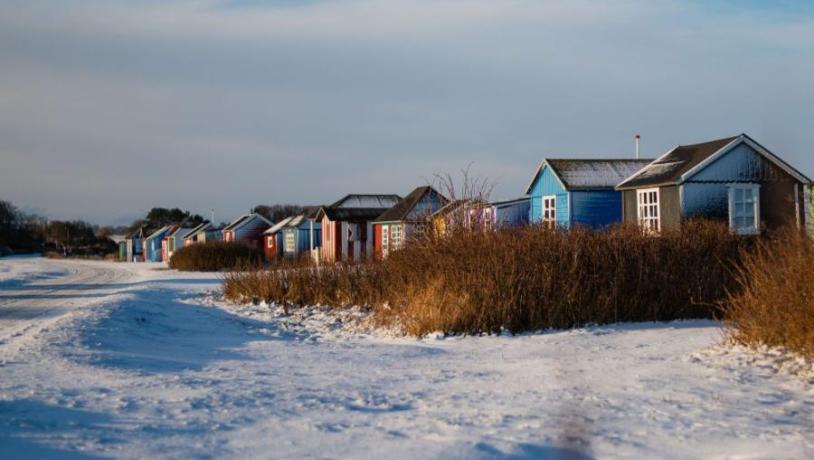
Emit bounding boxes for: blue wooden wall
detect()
[528,165,569,226]
[682,143,786,219]
[407,190,446,220]
[495,199,530,228]
[285,222,322,257]
[570,191,623,229]
[145,228,169,262]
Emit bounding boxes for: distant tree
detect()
[144,208,205,228]
[96,226,114,240]
[0,200,44,252]
[253,204,305,223]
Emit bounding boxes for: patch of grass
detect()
[169,241,264,272]
[723,230,814,357]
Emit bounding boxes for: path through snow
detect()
[0,258,812,459]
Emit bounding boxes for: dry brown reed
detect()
[723,229,814,357]
[169,241,264,272]
[224,220,758,336]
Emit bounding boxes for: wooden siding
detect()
[621,187,680,230]
[494,200,530,228]
[761,181,800,230]
[528,165,569,226]
[232,217,270,244]
[622,190,637,225]
[282,223,322,258]
[570,190,623,229]
[688,143,793,183]
[144,229,169,262]
[660,186,681,230]
[373,224,383,257]
[681,142,805,229]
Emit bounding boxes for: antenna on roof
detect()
[635,134,641,159]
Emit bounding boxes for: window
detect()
[267,237,274,249]
[542,196,557,227]
[729,184,760,235]
[284,232,295,253]
[637,188,660,233]
[391,224,403,250]
[381,224,389,254]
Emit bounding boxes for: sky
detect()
[1,0,813,225]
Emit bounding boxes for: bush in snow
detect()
[224,220,763,335]
[169,241,264,272]
[724,229,814,357]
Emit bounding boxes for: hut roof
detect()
[319,194,402,221]
[526,159,653,194]
[374,186,448,223]
[617,133,811,189]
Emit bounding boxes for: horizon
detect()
[2,0,814,226]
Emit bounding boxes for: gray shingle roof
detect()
[526,159,653,193]
[374,186,448,223]
[616,136,737,189]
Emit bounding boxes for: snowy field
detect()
[0,257,812,459]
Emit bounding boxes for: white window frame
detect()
[542,195,557,227]
[284,231,296,253]
[381,224,389,255]
[728,184,760,235]
[267,237,274,249]
[637,188,660,234]
[391,224,403,250]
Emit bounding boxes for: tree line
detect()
[1,200,307,257]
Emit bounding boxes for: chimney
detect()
[635,134,641,159]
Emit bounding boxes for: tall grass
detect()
[169,241,264,272]
[723,230,814,357]
[225,220,757,335]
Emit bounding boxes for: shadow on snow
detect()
[77,289,295,375]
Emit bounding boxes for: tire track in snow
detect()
[0,259,134,356]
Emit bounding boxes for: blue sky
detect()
[1,0,813,225]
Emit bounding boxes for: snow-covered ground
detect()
[0,257,812,459]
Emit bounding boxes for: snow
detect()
[549,160,651,189]
[1,258,812,459]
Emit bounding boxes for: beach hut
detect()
[117,240,127,261]
[125,227,148,262]
[616,134,812,234]
[262,216,293,260]
[164,225,197,261]
[183,221,210,246]
[317,194,401,263]
[492,197,531,229]
[143,226,171,262]
[373,186,448,257]
[304,206,323,263]
[222,213,273,247]
[526,158,652,229]
[282,210,323,259]
[431,200,471,237]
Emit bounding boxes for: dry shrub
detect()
[224,220,759,336]
[379,220,753,335]
[723,230,814,357]
[223,261,383,311]
[169,241,263,272]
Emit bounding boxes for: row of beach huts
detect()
[121,134,813,264]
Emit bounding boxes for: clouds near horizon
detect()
[1,0,812,224]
